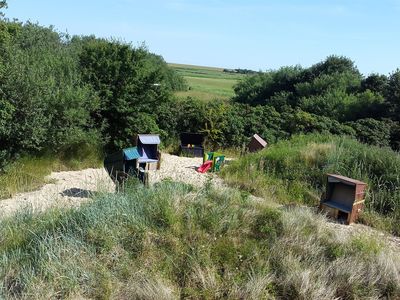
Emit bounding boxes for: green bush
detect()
[76,37,178,151]
[0,21,101,167]
[0,19,186,168]
[347,118,392,147]
[252,207,283,242]
[231,55,400,150]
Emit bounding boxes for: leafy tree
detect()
[233,66,302,106]
[233,72,272,105]
[387,69,400,120]
[295,71,361,98]
[304,55,361,80]
[389,121,400,151]
[167,97,207,137]
[77,38,173,150]
[241,105,286,143]
[219,105,246,147]
[0,21,100,167]
[146,53,187,91]
[268,91,295,112]
[348,118,391,147]
[282,109,318,135]
[299,89,358,121]
[346,90,386,121]
[361,73,388,94]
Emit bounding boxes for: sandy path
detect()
[1,153,399,251]
[0,168,115,218]
[149,153,224,187]
[0,154,221,218]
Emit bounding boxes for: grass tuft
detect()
[1,182,399,299]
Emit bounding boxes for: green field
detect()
[169,63,245,101]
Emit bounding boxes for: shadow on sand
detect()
[60,188,95,199]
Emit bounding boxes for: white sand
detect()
[0,154,221,218]
[148,153,224,187]
[1,153,399,250]
[0,168,115,218]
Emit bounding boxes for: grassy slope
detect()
[221,133,400,235]
[169,63,244,101]
[1,181,399,299]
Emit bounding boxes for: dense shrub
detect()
[76,37,180,151]
[347,118,392,147]
[387,70,400,120]
[0,22,101,167]
[233,55,400,149]
[0,20,185,167]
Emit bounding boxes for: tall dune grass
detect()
[0,182,398,299]
[221,134,400,234]
[0,146,102,199]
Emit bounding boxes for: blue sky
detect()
[5,0,400,75]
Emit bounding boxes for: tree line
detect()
[232,56,400,150]
[0,19,186,169]
[1,16,399,170]
[164,55,400,152]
